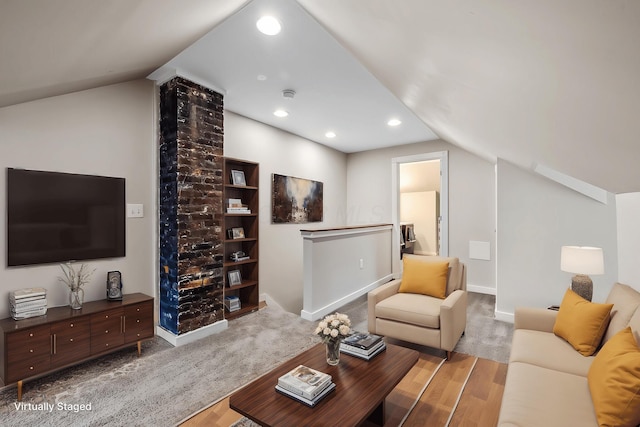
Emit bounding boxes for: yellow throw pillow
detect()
[398,257,449,299]
[588,327,640,427]
[553,289,613,356]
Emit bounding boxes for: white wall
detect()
[0,80,157,319]
[301,225,392,320]
[496,159,618,320]
[223,111,348,314]
[346,140,496,293]
[616,192,640,289]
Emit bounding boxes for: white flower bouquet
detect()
[314,312,351,343]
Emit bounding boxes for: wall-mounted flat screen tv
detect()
[7,168,126,267]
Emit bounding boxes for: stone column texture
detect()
[159,77,224,335]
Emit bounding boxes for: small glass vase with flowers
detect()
[315,312,351,366]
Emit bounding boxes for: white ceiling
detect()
[148,0,438,153]
[2,0,639,193]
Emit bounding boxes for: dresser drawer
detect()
[7,325,51,364]
[51,318,91,367]
[124,301,154,342]
[90,308,124,354]
[7,354,51,383]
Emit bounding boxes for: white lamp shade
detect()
[560,246,604,275]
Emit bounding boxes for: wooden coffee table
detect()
[229,342,419,426]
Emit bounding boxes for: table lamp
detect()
[560,246,604,301]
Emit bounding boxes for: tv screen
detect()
[7,168,126,267]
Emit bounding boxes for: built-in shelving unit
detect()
[223,157,259,319]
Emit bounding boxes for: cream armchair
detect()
[368,255,467,360]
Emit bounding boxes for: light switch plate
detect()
[127,203,144,218]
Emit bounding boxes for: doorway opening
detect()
[391,151,449,276]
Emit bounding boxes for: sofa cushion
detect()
[498,361,598,427]
[374,293,441,328]
[553,289,613,356]
[588,327,640,427]
[603,282,640,344]
[398,256,449,299]
[510,329,593,377]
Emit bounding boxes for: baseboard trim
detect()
[467,284,496,295]
[301,274,393,321]
[494,310,514,323]
[156,319,228,347]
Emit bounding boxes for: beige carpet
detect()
[0,304,318,426]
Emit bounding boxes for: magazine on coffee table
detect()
[341,340,387,360]
[277,365,332,400]
[275,382,336,407]
[342,331,383,350]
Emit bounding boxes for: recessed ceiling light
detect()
[387,119,402,127]
[325,131,336,138]
[257,74,267,81]
[273,109,288,118]
[257,16,281,35]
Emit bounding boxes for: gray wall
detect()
[496,159,618,319]
[346,140,496,293]
[0,80,157,319]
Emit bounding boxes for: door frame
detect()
[391,151,449,277]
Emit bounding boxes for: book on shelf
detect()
[11,306,47,320]
[277,365,332,400]
[227,198,251,213]
[226,207,251,214]
[9,287,47,301]
[10,294,46,305]
[340,341,386,360]
[224,295,241,312]
[275,382,335,407]
[10,298,47,311]
[343,331,383,350]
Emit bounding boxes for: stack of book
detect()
[227,198,251,214]
[224,295,240,312]
[340,331,386,360]
[275,365,336,407]
[10,287,48,320]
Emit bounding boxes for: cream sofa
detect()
[368,255,467,360]
[497,282,640,426]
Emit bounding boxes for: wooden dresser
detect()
[0,293,154,400]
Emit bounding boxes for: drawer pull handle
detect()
[137,333,140,337]
[105,330,109,334]
[137,308,140,312]
[70,323,74,327]
[70,338,73,342]
[29,333,33,337]
[105,343,109,347]
[105,315,109,318]
[137,320,140,323]
[29,366,34,370]
[29,349,33,353]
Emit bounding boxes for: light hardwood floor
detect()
[181,352,506,427]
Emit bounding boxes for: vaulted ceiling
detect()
[1,0,639,194]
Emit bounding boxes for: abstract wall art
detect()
[272,174,323,223]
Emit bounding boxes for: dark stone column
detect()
[159,77,224,335]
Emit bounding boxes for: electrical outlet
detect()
[359,259,364,269]
[127,203,144,218]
